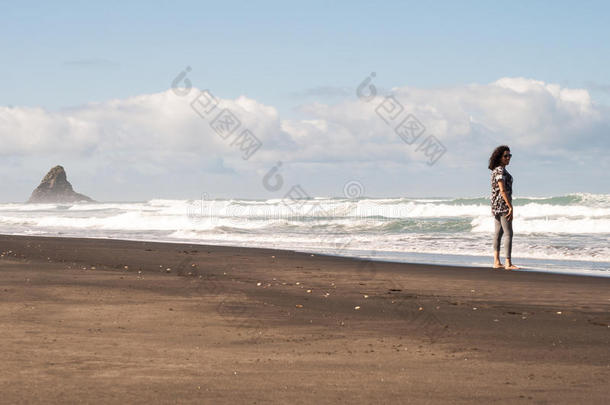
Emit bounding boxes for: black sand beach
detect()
[0,234,608,404]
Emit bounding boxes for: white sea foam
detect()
[1,194,608,275]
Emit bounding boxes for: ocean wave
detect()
[1,194,608,270]
[471,214,610,234]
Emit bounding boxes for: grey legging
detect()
[493,214,513,260]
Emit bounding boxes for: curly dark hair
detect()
[488,145,510,170]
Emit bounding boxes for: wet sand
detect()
[0,234,609,404]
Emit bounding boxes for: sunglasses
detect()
[503,153,512,158]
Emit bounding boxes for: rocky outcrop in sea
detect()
[27,165,94,203]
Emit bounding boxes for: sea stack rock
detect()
[27,165,94,203]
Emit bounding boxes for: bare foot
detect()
[493,263,504,269]
[504,264,520,270]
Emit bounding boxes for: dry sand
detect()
[0,234,608,404]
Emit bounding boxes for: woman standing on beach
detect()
[489,146,519,270]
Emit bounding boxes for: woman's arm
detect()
[498,180,513,220]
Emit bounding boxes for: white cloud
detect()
[1,77,608,200]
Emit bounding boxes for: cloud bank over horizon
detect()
[1,77,608,202]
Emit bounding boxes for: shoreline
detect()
[1,234,609,403]
[2,232,608,279]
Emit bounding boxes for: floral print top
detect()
[491,166,512,216]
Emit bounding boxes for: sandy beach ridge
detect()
[1,234,608,404]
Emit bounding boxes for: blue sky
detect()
[1,1,609,201]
